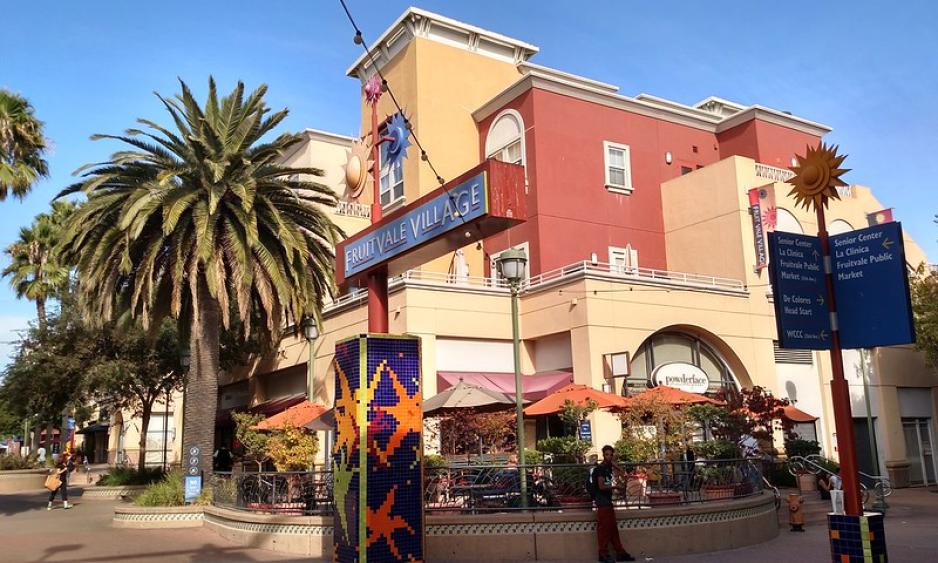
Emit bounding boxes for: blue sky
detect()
[1,1,936,367]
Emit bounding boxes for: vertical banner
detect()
[748,185,777,271]
[334,334,423,563]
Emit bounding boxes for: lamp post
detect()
[497,247,528,508]
[303,317,320,402]
[179,348,191,469]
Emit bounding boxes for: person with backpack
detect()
[590,445,635,562]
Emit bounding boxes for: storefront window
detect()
[623,331,738,397]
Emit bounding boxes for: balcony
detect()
[324,261,746,316]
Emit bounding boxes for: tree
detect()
[267,423,319,471]
[0,90,49,200]
[232,412,269,471]
[57,78,344,470]
[0,288,91,435]
[712,386,794,451]
[85,319,184,471]
[617,394,694,463]
[910,263,938,367]
[2,202,75,329]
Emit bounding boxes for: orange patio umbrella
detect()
[628,385,724,407]
[254,400,329,430]
[524,383,629,416]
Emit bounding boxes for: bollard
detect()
[788,493,805,532]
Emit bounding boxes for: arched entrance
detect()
[623,326,751,397]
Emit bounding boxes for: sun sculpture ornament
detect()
[343,139,372,200]
[787,142,850,211]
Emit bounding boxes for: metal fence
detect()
[209,459,763,516]
[211,471,333,516]
[424,458,764,512]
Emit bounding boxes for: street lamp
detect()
[497,247,528,507]
[302,317,319,401]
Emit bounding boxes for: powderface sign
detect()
[652,362,709,393]
[335,159,526,287]
[768,232,831,349]
[831,222,915,349]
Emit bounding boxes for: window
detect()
[603,141,633,194]
[623,331,739,397]
[379,140,404,207]
[609,245,638,274]
[485,110,525,166]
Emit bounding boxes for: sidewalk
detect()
[1,486,935,562]
[0,487,304,562]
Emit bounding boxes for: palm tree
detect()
[2,202,75,328]
[0,90,50,200]
[57,78,343,471]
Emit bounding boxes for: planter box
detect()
[0,469,48,493]
[797,473,817,494]
[82,484,148,501]
[647,492,681,506]
[702,485,735,501]
[556,495,591,507]
[113,505,204,529]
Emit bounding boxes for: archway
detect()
[623,325,753,397]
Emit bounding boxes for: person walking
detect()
[591,445,635,562]
[47,452,74,510]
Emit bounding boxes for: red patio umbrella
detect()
[628,385,724,407]
[523,383,629,416]
[254,400,329,430]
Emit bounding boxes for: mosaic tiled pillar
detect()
[828,513,887,563]
[333,334,423,563]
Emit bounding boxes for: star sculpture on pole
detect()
[787,142,850,210]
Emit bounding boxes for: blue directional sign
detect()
[832,222,915,349]
[184,476,202,503]
[768,232,832,349]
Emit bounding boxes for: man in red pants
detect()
[592,445,635,562]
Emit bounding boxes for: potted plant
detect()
[699,466,735,500]
[785,439,822,493]
[646,488,681,505]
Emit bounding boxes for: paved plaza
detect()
[1,484,937,562]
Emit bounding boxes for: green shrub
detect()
[551,464,591,496]
[692,439,739,460]
[784,439,821,459]
[522,448,543,466]
[536,437,591,463]
[0,453,38,470]
[614,437,656,463]
[424,454,447,469]
[97,466,164,486]
[813,457,840,474]
[765,461,797,488]
[134,470,185,507]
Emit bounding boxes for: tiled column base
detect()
[828,512,887,563]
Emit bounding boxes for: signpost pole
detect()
[816,203,863,516]
[368,92,389,333]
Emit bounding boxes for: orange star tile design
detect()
[334,363,360,456]
[366,485,416,559]
[369,362,421,467]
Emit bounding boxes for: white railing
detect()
[525,261,746,292]
[324,261,745,314]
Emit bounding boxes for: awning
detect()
[255,400,329,430]
[216,393,307,425]
[437,371,572,401]
[77,423,109,435]
[782,405,818,423]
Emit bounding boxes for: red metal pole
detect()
[368,98,389,333]
[816,203,863,515]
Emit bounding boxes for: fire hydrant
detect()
[788,493,805,532]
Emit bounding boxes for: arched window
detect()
[828,219,854,235]
[776,208,803,234]
[625,331,739,397]
[485,109,524,166]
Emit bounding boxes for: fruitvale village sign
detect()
[336,159,526,286]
